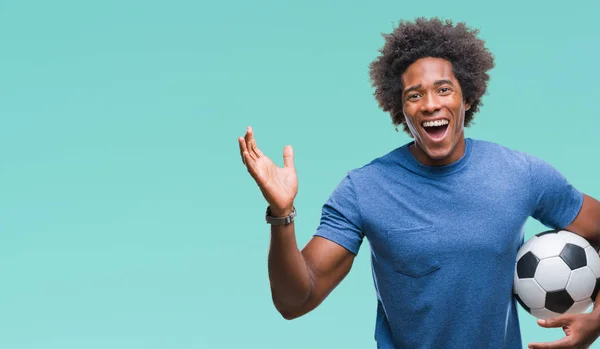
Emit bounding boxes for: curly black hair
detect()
[369,17,495,135]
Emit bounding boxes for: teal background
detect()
[1,0,599,348]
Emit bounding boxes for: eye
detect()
[407,93,421,101]
[439,87,452,94]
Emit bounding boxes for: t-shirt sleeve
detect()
[314,173,364,255]
[528,154,584,229]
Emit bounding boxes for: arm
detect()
[529,194,600,349]
[238,127,355,319]
[268,223,355,319]
[565,194,600,246]
[565,193,600,312]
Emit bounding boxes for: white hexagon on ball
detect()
[569,299,593,314]
[557,230,590,248]
[566,267,596,302]
[530,234,567,259]
[516,235,538,261]
[514,278,546,309]
[585,246,600,277]
[534,257,571,291]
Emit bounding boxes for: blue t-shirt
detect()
[314,138,583,349]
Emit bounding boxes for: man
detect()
[238,17,600,348]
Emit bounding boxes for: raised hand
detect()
[238,126,298,216]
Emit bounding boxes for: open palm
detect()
[238,127,298,214]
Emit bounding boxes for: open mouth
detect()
[422,119,449,140]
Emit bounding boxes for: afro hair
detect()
[369,17,495,134]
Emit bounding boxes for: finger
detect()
[253,140,264,157]
[243,151,262,182]
[538,316,572,328]
[283,145,294,168]
[246,126,264,158]
[238,137,247,165]
[243,127,256,160]
[244,127,258,160]
[528,336,573,349]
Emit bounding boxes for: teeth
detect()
[422,119,449,128]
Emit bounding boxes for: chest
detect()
[359,173,530,268]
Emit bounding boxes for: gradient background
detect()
[1,0,599,348]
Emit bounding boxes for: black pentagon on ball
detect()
[545,290,574,314]
[560,243,587,270]
[514,293,530,313]
[517,251,539,279]
[592,278,600,301]
[535,229,560,237]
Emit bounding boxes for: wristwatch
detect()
[266,206,296,225]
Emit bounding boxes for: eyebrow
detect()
[403,79,454,97]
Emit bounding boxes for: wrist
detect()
[266,205,296,226]
[269,206,294,217]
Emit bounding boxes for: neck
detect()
[409,138,466,167]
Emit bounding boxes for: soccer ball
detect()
[513,229,600,319]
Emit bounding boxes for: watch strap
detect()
[266,206,296,225]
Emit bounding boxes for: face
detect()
[401,57,471,166]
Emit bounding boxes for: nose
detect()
[420,93,442,114]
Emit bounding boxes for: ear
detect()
[465,100,471,111]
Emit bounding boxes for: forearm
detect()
[268,222,314,317]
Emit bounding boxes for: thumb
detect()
[283,145,294,168]
[538,315,571,328]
